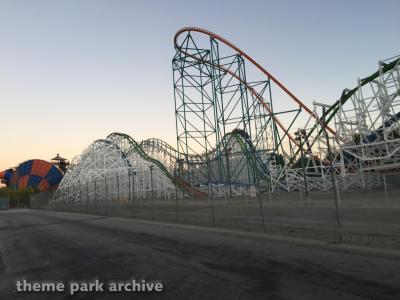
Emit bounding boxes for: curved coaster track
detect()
[52,132,207,205]
[172,27,336,191]
[52,28,400,202]
[172,28,400,192]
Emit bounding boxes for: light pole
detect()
[294,128,311,204]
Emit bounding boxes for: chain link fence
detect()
[0,196,10,210]
[30,172,400,250]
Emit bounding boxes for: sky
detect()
[0,0,399,171]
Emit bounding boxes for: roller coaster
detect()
[52,27,400,205]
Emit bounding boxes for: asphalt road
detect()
[0,209,399,300]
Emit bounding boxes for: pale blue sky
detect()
[0,0,399,170]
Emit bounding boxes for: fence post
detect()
[46,191,49,210]
[268,179,272,206]
[66,187,69,211]
[94,180,97,214]
[209,184,216,227]
[132,172,136,217]
[383,174,389,202]
[175,184,179,223]
[79,183,82,214]
[128,171,131,216]
[117,173,120,217]
[299,188,303,205]
[72,185,75,212]
[150,166,154,220]
[86,181,89,213]
[104,175,108,216]
[257,182,266,233]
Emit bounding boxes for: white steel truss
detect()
[51,136,177,205]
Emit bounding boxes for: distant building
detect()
[51,153,69,174]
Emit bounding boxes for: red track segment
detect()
[174,27,336,136]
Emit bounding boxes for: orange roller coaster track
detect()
[174,27,336,138]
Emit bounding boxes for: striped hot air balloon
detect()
[0,169,14,186]
[0,160,63,192]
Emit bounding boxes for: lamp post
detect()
[294,128,311,204]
